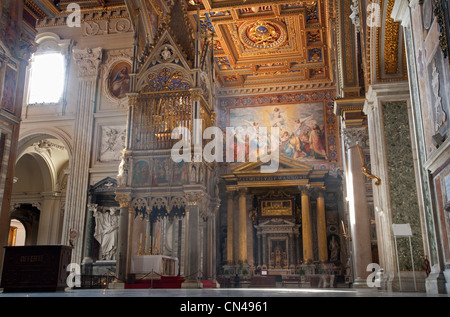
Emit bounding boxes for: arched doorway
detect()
[12,135,70,245]
[8,219,26,246]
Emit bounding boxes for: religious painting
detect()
[172,160,189,185]
[260,199,293,217]
[108,61,131,99]
[1,65,17,113]
[152,157,170,185]
[229,103,327,162]
[132,160,151,186]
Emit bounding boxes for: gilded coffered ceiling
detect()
[185,0,334,90]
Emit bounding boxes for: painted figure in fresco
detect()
[268,107,287,130]
[133,161,150,186]
[111,66,130,99]
[309,124,327,158]
[234,126,247,162]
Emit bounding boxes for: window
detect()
[28,52,66,104]
[25,32,71,106]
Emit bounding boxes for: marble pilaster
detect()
[62,47,102,264]
[343,127,372,287]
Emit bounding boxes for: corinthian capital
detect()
[185,191,204,206]
[342,127,368,150]
[73,47,103,77]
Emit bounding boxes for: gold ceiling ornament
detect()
[239,20,287,49]
[383,0,400,75]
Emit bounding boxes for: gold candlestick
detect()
[356,144,381,186]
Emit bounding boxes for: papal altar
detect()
[131,255,179,276]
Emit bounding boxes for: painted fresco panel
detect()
[229,103,327,163]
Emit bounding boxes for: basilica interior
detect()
[0,0,449,295]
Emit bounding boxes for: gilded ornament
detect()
[239,20,287,49]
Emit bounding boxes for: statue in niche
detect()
[328,235,340,262]
[94,207,119,260]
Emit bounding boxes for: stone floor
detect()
[0,287,448,297]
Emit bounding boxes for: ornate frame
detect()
[434,0,450,62]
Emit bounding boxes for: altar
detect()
[131,255,179,277]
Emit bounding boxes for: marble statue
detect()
[94,207,119,260]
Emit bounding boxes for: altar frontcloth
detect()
[131,255,179,276]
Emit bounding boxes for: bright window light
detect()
[28,53,66,104]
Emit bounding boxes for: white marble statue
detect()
[94,207,119,260]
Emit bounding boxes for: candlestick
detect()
[357,144,364,165]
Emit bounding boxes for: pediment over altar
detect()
[222,155,328,189]
[257,218,297,228]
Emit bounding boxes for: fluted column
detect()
[317,190,328,263]
[62,47,102,264]
[226,191,235,264]
[343,127,372,287]
[238,188,248,264]
[301,190,313,263]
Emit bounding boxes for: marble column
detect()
[226,191,235,264]
[301,191,313,263]
[317,191,328,263]
[262,234,267,267]
[210,200,220,282]
[238,188,248,264]
[62,47,102,264]
[343,127,372,287]
[37,192,62,245]
[115,194,130,283]
[182,192,203,288]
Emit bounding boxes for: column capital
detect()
[238,187,248,196]
[185,191,204,206]
[115,193,131,208]
[342,127,368,150]
[73,47,102,78]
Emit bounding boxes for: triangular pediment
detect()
[139,29,193,74]
[90,177,117,193]
[231,154,314,174]
[258,218,296,227]
[222,154,329,189]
